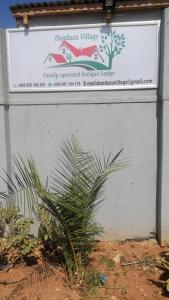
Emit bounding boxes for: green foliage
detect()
[37,205,57,241]
[0,207,19,237]
[84,270,108,298]
[6,217,37,257]
[0,135,125,281]
[87,270,107,287]
[0,206,37,262]
[100,255,115,271]
[162,260,169,292]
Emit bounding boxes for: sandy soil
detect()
[0,239,169,300]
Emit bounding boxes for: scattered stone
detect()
[111,296,118,300]
[113,253,121,264]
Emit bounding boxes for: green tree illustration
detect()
[99,30,125,69]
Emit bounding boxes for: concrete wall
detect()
[0,31,8,195]
[158,8,169,244]
[1,9,169,241]
[0,107,8,194]
[8,102,157,240]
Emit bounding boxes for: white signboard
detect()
[6,21,160,92]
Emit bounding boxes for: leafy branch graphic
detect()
[99,28,125,69]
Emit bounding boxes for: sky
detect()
[0,0,39,28]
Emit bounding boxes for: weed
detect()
[0,207,37,264]
[142,255,157,267]
[37,205,56,242]
[6,217,37,258]
[100,255,115,271]
[120,256,126,263]
[84,269,108,298]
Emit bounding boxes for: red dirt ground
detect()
[0,239,169,300]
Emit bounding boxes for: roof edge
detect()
[10,0,169,13]
[9,0,169,27]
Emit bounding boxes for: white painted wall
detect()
[0,107,8,194]
[158,8,169,244]
[8,102,157,239]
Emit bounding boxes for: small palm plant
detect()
[0,135,125,282]
[162,260,169,292]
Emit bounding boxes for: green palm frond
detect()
[0,135,126,282]
[0,155,39,214]
[49,135,126,279]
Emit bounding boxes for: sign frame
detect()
[6,20,161,93]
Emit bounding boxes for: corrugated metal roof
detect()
[10,0,169,12]
[10,0,104,11]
